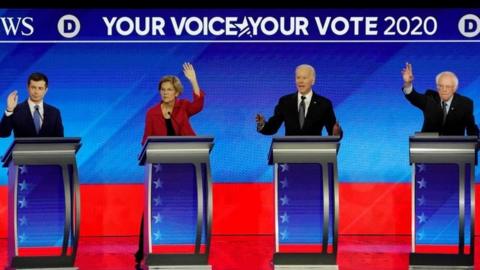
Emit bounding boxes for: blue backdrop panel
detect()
[0,9,478,184]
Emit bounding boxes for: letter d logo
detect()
[458,14,480,38]
[58,14,81,38]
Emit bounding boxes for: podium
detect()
[138,136,214,270]
[268,136,340,270]
[409,134,478,269]
[2,138,82,270]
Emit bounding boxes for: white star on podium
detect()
[417,195,426,206]
[19,179,28,191]
[280,195,289,206]
[153,213,162,224]
[19,166,27,174]
[417,178,427,189]
[417,212,427,224]
[280,177,288,189]
[153,196,162,206]
[18,197,27,208]
[153,231,162,240]
[280,212,289,223]
[153,179,163,189]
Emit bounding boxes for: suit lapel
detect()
[22,101,37,134]
[445,95,458,124]
[289,94,301,130]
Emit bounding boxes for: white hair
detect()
[435,71,459,90]
[296,64,316,78]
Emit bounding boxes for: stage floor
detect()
[0,235,479,269]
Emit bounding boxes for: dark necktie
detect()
[299,96,306,129]
[33,105,41,134]
[442,101,447,126]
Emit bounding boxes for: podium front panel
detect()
[147,163,207,254]
[275,163,335,254]
[13,164,70,255]
[413,163,464,252]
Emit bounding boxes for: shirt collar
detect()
[27,99,44,112]
[298,90,313,103]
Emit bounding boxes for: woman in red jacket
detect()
[142,62,205,144]
[136,62,205,268]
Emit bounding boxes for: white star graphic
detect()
[417,178,427,189]
[280,164,289,172]
[19,233,27,243]
[153,178,163,189]
[417,212,427,224]
[153,230,162,240]
[280,212,289,224]
[153,213,162,224]
[417,195,426,206]
[153,164,162,173]
[280,229,288,240]
[153,196,162,206]
[234,17,252,38]
[18,197,27,208]
[280,177,288,189]
[19,165,27,174]
[417,230,425,240]
[280,195,289,206]
[18,179,28,191]
[19,215,27,226]
[417,164,426,173]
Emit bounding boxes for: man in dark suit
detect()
[401,63,479,136]
[256,64,342,136]
[0,72,64,138]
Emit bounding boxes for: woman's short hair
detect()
[158,75,183,95]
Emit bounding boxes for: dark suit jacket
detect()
[0,100,64,138]
[405,89,479,136]
[260,91,338,136]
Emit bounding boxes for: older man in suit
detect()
[401,63,478,136]
[0,72,64,138]
[256,64,342,136]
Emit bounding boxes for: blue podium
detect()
[268,136,340,270]
[138,136,214,270]
[409,134,478,270]
[2,138,82,270]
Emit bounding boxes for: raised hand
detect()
[183,62,200,95]
[7,90,18,112]
[401,62,414,88]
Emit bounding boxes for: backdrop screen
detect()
[0,9,478,184]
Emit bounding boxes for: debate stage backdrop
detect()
[0,8,479,236]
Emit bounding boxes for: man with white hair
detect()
[401,62,478,136]
[256,64,342,136]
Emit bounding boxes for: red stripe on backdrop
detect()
[0,183,479,238]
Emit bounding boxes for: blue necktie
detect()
[33,105,41,134]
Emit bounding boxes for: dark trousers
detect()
[135,215,144,263]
